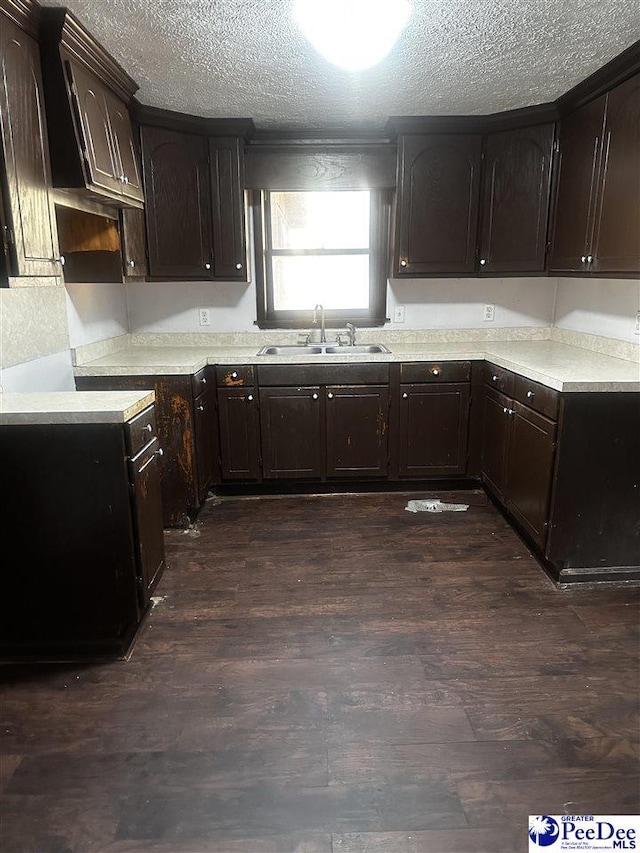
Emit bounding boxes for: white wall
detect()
[553,277,640,344]
[65,282,129,348]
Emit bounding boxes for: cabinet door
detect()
[0,17,60,276]
[326,385,389,478]
[480,385,512,502]
[549,95,606,272]
[591,74,640,274]
[210,136,247,280]
[478,124,555,273]
[259,387,322,478]
[396,134,482,275]
[194,389,216,500]
[66,61,121,197]
[129,438,166,605]
[141,126,213,278]
[218,387,261,480]
[504,401,556,549]
[120,207,148,277]
[105,90,144,204]
[398,383,470,478]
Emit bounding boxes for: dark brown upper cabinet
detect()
[39,7,143,208]
[209,136,247,279]
[137,106,253,281]
[140,126,213,278]
[395,133,482,276]
[120,207,148,278]
[0,8,61,278]
[478,123,555,274]
[550,71,640,275]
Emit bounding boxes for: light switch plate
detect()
[635,311,640,335]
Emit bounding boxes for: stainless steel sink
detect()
[256,343,391,356]
[323,344,391,354]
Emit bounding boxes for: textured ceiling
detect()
[40,0,640,129]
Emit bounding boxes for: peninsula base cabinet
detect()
[481,364,639,583]
[0,411,165,660]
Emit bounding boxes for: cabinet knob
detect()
[400,260,407,268]
[144,423,153,432]
[492,375,499,382]
[197,404,204,411]
[247,394,254,402]
[235,263,242,270]
[52,255,65,266]
[205,263,211,270]
[503,407,508,414]
[128,259,136,268]
[201,377,207,384]
[312,393,319,400]
[327,392,334,399]
[586,255,594,263]
[526,390,535,398]
[402,392,408,399]
[581,256,587,263]
[156,448,164,457]
[430,367,440,376]
[231,372,238,379]
[479,259,487,266]
[123,176,130,184]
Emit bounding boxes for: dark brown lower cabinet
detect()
[259,387,322,478]
[0,412,165,660]
[326,385,389,478]
[481,381,557,549]
[217,386,261,480]
[76,372,211,526]
[398,383,470,477]
[504,401,557,547]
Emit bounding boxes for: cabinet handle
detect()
[430,367,440,376]
[402,392,408,399]
[205,263,211,270]
[327,392,334,399]
[247,394,254,402]
[479,259,487,266]
[235,263,243,270]
[526,390,535,398]
[137,447,163,474]
[143,423,153,432]
[312,393,319,400]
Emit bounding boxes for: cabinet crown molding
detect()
[0,0,39,37]
[39,7,138,103]
[387,103,559,137]
[133,102,255,139]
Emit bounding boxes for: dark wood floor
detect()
[1,490,639,853]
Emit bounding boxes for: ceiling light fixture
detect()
[293,0,411,72]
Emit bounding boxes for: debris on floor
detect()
[405,498,469,513]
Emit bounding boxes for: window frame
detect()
[252,188,391,329]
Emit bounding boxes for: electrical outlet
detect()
[394,305,405,323]
[198,308,211,326]
[635,311,640,335]
[483,304,495,322]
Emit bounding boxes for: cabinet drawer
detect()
[483,362,515,396]
[125,405,157,457]
[513,375,559,420]
[401,361,471,383]
[192,367,211,396]
[216,365,255,387]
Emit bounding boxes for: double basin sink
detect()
[256,343,391,356]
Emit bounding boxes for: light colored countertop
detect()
[0,390,155,425]
[73,340,640,392]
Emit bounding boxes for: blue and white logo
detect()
[529,815,560,847]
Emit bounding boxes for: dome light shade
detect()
[294,0,411,72]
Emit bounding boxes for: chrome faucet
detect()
[313,304,326,343]
[345,322,356,346]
